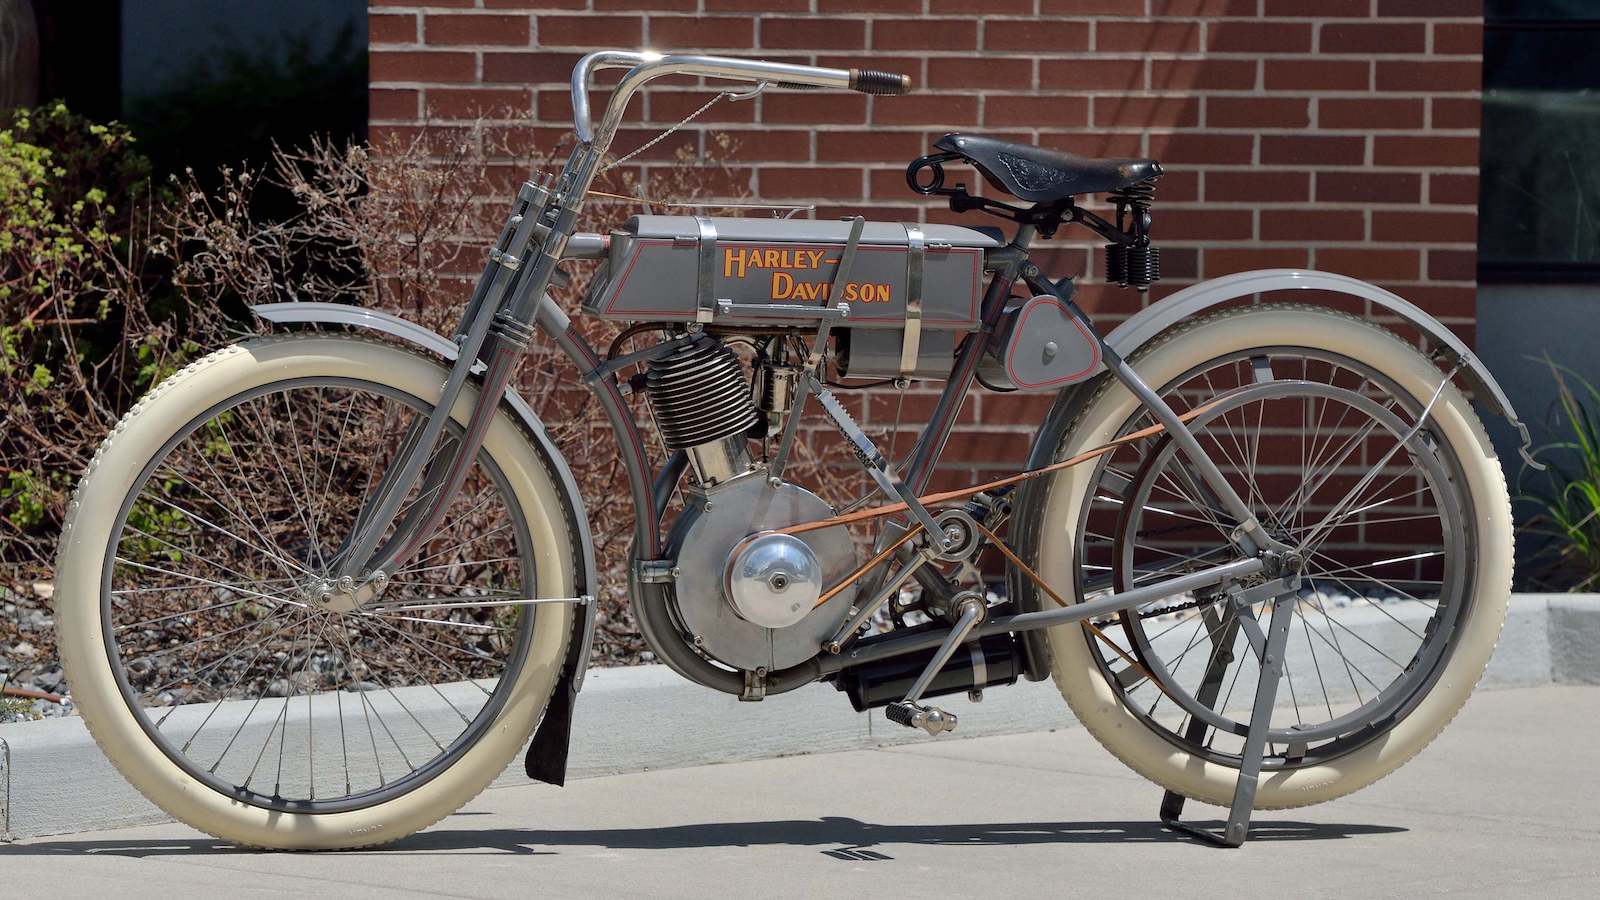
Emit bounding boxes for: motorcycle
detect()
[53,51,1534,849]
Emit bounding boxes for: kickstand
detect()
[1159,591,1294,848]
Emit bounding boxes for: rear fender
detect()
[1031,269,1536,473]
[1008,269,1538,682]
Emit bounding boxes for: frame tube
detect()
[825,557,1264,674]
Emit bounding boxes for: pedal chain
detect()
[1091,593,1221,629]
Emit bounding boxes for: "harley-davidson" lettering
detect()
[723,246,894,303]
[723,246,832,279]
[771,272,892,303]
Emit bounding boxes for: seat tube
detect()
[902,226,1034,494]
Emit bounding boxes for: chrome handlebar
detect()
[569,51,908,150]
[501,51,909,329]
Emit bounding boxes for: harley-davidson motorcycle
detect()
[54,52,1535,849]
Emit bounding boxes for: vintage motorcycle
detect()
[55,51,1534,849]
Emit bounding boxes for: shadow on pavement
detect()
[1,817,1404,857]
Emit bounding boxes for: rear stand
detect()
[1158,592,1295,848]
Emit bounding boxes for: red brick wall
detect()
[368,0,1482,485]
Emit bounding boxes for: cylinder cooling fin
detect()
[646,335,760,450]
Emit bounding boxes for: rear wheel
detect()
[55,337,577,848]
[1025,305,1512,808]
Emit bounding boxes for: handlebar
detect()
[849,68,913,95]
[463,51,912,386]
[569,50,912,146]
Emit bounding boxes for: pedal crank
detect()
[883,590,986,736]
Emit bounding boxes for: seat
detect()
[934,133,1161,203]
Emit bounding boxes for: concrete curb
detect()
[1,592,1595,841]
[1544,595,1600,684]
[0,736,10,842]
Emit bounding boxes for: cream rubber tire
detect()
[55,336,576,849]
[1036,306,1512,809]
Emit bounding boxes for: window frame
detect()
[1479,14,1600,284]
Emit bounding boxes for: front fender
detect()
[250,302,600,690]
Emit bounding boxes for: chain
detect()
[599,91,732,173]
[1130,593,1221,621]
[1087,583,1225,628]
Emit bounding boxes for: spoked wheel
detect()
[1101,378,1469,767]
[1026,305,1512,809]
[56,337,577,848]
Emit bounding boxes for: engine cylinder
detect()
[647,335,758,484]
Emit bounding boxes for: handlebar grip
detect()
[849,68,913,96]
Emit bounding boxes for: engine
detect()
[646,336,758,485]
[646,334,859,673]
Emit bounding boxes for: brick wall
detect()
[368,0,1483,488]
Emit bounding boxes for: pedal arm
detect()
[884,594,985,736]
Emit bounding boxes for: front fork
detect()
[332,153,593,591]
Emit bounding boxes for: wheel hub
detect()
[305,572,387,613]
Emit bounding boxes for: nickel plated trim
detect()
[570,52,853,145]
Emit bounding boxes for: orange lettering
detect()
[723,247,752,279]
[771,270,794,299]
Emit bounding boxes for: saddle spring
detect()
[1104,178,1161,292]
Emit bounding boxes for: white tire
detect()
[55,336,576,848]
[1035,306,1512,809]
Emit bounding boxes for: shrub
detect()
[0,102,189,568]
[2,104,856,669]
[1519,358,1600,591]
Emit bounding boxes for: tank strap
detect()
[693,216,719,322]
[899,223,926,377]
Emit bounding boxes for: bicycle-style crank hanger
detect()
[776,351,1309,846]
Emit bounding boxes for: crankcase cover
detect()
[666,474,857,672]
[725,532,823,629]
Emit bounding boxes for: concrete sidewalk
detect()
[2,685,1596,899]
[5,592,1595,841]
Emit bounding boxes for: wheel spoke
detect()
[1079,354,1468,769]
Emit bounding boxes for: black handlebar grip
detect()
[849,68,913,96]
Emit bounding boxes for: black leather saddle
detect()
[934,133,1162,203]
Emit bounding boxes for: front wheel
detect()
[55,336,578,848]
[1022,305,1512,809]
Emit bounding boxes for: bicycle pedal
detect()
[885,701,958,736]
